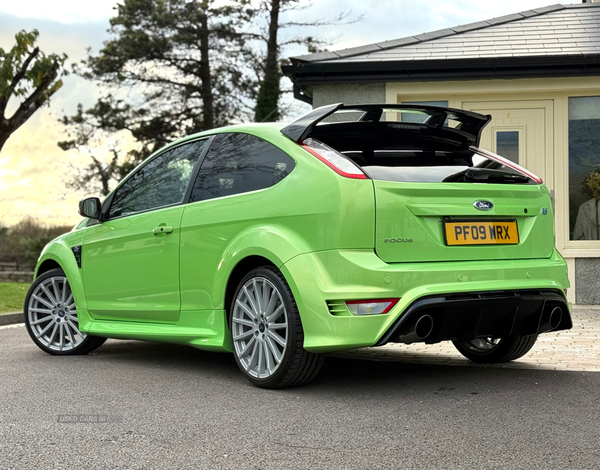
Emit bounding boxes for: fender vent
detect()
[71,245,82,268]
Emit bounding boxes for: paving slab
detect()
[334,307,600,372]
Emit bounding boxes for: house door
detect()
[462,100,554,190]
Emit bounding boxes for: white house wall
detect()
[311,76,600,304]
[312,83,386,108]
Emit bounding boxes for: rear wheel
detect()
[230,266,324,389]
[24,268,106,355]
[452,334,538,363]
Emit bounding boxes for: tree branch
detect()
[0,47,40,118]
[7,59,60,133]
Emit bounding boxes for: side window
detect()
[109,139,207,218]
[189,133,295,202]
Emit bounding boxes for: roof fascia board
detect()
[283,55,600,85]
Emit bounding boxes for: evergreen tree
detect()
[60,0,254,191]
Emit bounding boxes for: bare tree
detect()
[253,0,359,122]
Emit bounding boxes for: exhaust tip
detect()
[415,314,434,340]
[538,305,563,334]
[549,306,562,331]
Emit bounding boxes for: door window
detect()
[189,133,295,202]
[109,139,207,218]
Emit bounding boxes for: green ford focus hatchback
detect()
[25,104,572,388]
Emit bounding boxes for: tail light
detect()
[301,138,368,179]
[345,298,399,315]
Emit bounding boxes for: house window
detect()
[496,131,519,164]
[569,96,600,240]
[403,100,449,107]
[401,100,449,123]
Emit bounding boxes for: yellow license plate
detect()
[444,220,519,246]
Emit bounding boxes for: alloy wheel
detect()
[27,276,86,352]
[231,276,288,379]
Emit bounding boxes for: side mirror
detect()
[78,197,103,220]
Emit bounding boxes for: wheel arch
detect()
[36,258,63,278]
[213,225,311,312]
[224,255,278,327]
[35,241,87,312]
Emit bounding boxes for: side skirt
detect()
[79,309,232,352]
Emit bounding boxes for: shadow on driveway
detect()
[72,338,594,396]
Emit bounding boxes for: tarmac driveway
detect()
[1,308,599,469]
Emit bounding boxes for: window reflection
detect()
[190,133,295,202]
[109,139,206,218]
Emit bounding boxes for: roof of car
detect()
[175,122,285,140]
[154,123,287,154]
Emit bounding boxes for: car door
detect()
[81,138,209,323]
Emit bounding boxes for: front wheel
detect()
[24,268,107,355]
[230,266,324,389]
[452,334,538,363]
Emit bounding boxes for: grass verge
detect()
[0,282,29,314]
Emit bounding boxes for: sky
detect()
[0,0,584,227]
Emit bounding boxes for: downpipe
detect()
[397,314,434,344]
[537,306,563,334]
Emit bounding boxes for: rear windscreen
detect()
[310,123,539,185]
[343,149,473,183]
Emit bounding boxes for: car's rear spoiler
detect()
[280,103,491,147]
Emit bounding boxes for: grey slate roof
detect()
[290,3,600,64]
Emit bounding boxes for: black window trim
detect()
[101,136,215,222]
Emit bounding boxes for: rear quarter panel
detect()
[179,128,375,312]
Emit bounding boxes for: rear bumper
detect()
[375,289,571,346]
[280,249,570,353]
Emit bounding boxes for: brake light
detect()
[345,298,399,315]
[302,138,368,179]
[472,146,543,183]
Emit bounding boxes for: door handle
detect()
[152,226,173,235]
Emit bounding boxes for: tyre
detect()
[24,268,107,355]
[452,334,538,363]
[229,266,324,389]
